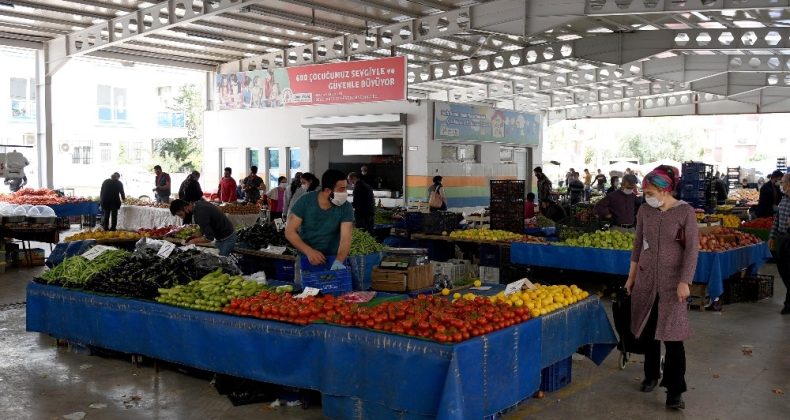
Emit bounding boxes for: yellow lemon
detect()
[530,309,540,317]
[453,293,462,300]
[473,280,482,287]
[441,288,450,296]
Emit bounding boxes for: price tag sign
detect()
[265,245,287,255]
[504,279,527,296]
[295,287,320,299]
[522,278,537,290]
[470,286,492,291]
[157,242,176,258]
[274,218,285,232]
[82,245,114,261]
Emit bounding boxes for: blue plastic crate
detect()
[275,260,295,282]
[540,357,572,392]
[300,256,352,295]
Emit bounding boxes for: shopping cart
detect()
[611,288,663,371]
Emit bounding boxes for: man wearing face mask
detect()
[595,174,641,227]
[286,169,354,277]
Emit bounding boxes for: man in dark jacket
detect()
[595,174,640,226]
[348,172,375,233]
[100,172,125,231]
[534,166,552,202]
[757,170,784,217]
[178,170,203,202]
[540,198,566,223]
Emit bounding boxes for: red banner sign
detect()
[216,57,407,110]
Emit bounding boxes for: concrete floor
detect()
[1,264,788,420]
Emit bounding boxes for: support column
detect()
[35,50,54,189]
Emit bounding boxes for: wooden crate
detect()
[372,264,434,292]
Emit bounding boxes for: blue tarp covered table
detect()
[510,243,772,298]
[48,202,100,218]
[26,282,616,419]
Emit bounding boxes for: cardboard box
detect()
[372,265,434,292]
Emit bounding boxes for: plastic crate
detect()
[275,260,295,282]
[540,357,572,392]
[405,212,424,232]
[479,244,500,267]
[728,274,774,303]
[422,212,460,235]
[300,256,352,296]
[490,180,525,200]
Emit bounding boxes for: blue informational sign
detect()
[433,101,541,145]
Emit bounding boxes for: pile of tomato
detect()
[223,292,531,344]
[0,188,93,205]
[741,217,773,230]
[136,226,178,238]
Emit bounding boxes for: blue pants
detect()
[215,232,238,256]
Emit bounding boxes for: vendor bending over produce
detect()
[170,199,237,256]
[285,169,354,279]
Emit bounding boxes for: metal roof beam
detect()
[47,0,270,63]
[220,2,484,72]
[584,0,790,16]
[6,0,114,20]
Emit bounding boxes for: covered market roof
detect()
[4,0,790,120]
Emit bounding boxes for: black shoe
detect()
[640,379,659,392]
[666,393,685,410]
[781,306,790,315]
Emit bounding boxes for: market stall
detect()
[26,281,616,419]
[117,205,259,231]
[0,188,99,220]
[511,241,771,299]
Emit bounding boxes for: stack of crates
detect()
[777,157,787,173]
[727,166,740,190]
[680,161,715,210]
[490,180,525,233]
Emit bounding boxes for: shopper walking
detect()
[769,173,790,315]
[348,172,375,233]
[595,169,607,192]
[583,169,592,200]
[267,176,288,219]
[217,167,238,203]
[178,170,203,202]
[534,167,552,202]
[99,172,125,231]
[241,166,264,204]
[170,199,237,256]
[427,176,448,212]
[595,174,640,227]
[153,165,171,203]
[625,165,698,410]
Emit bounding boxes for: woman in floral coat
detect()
[625,165,699,410]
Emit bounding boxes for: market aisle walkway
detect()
[1,265,788,419]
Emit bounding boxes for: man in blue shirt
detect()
[286,169,354,270]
